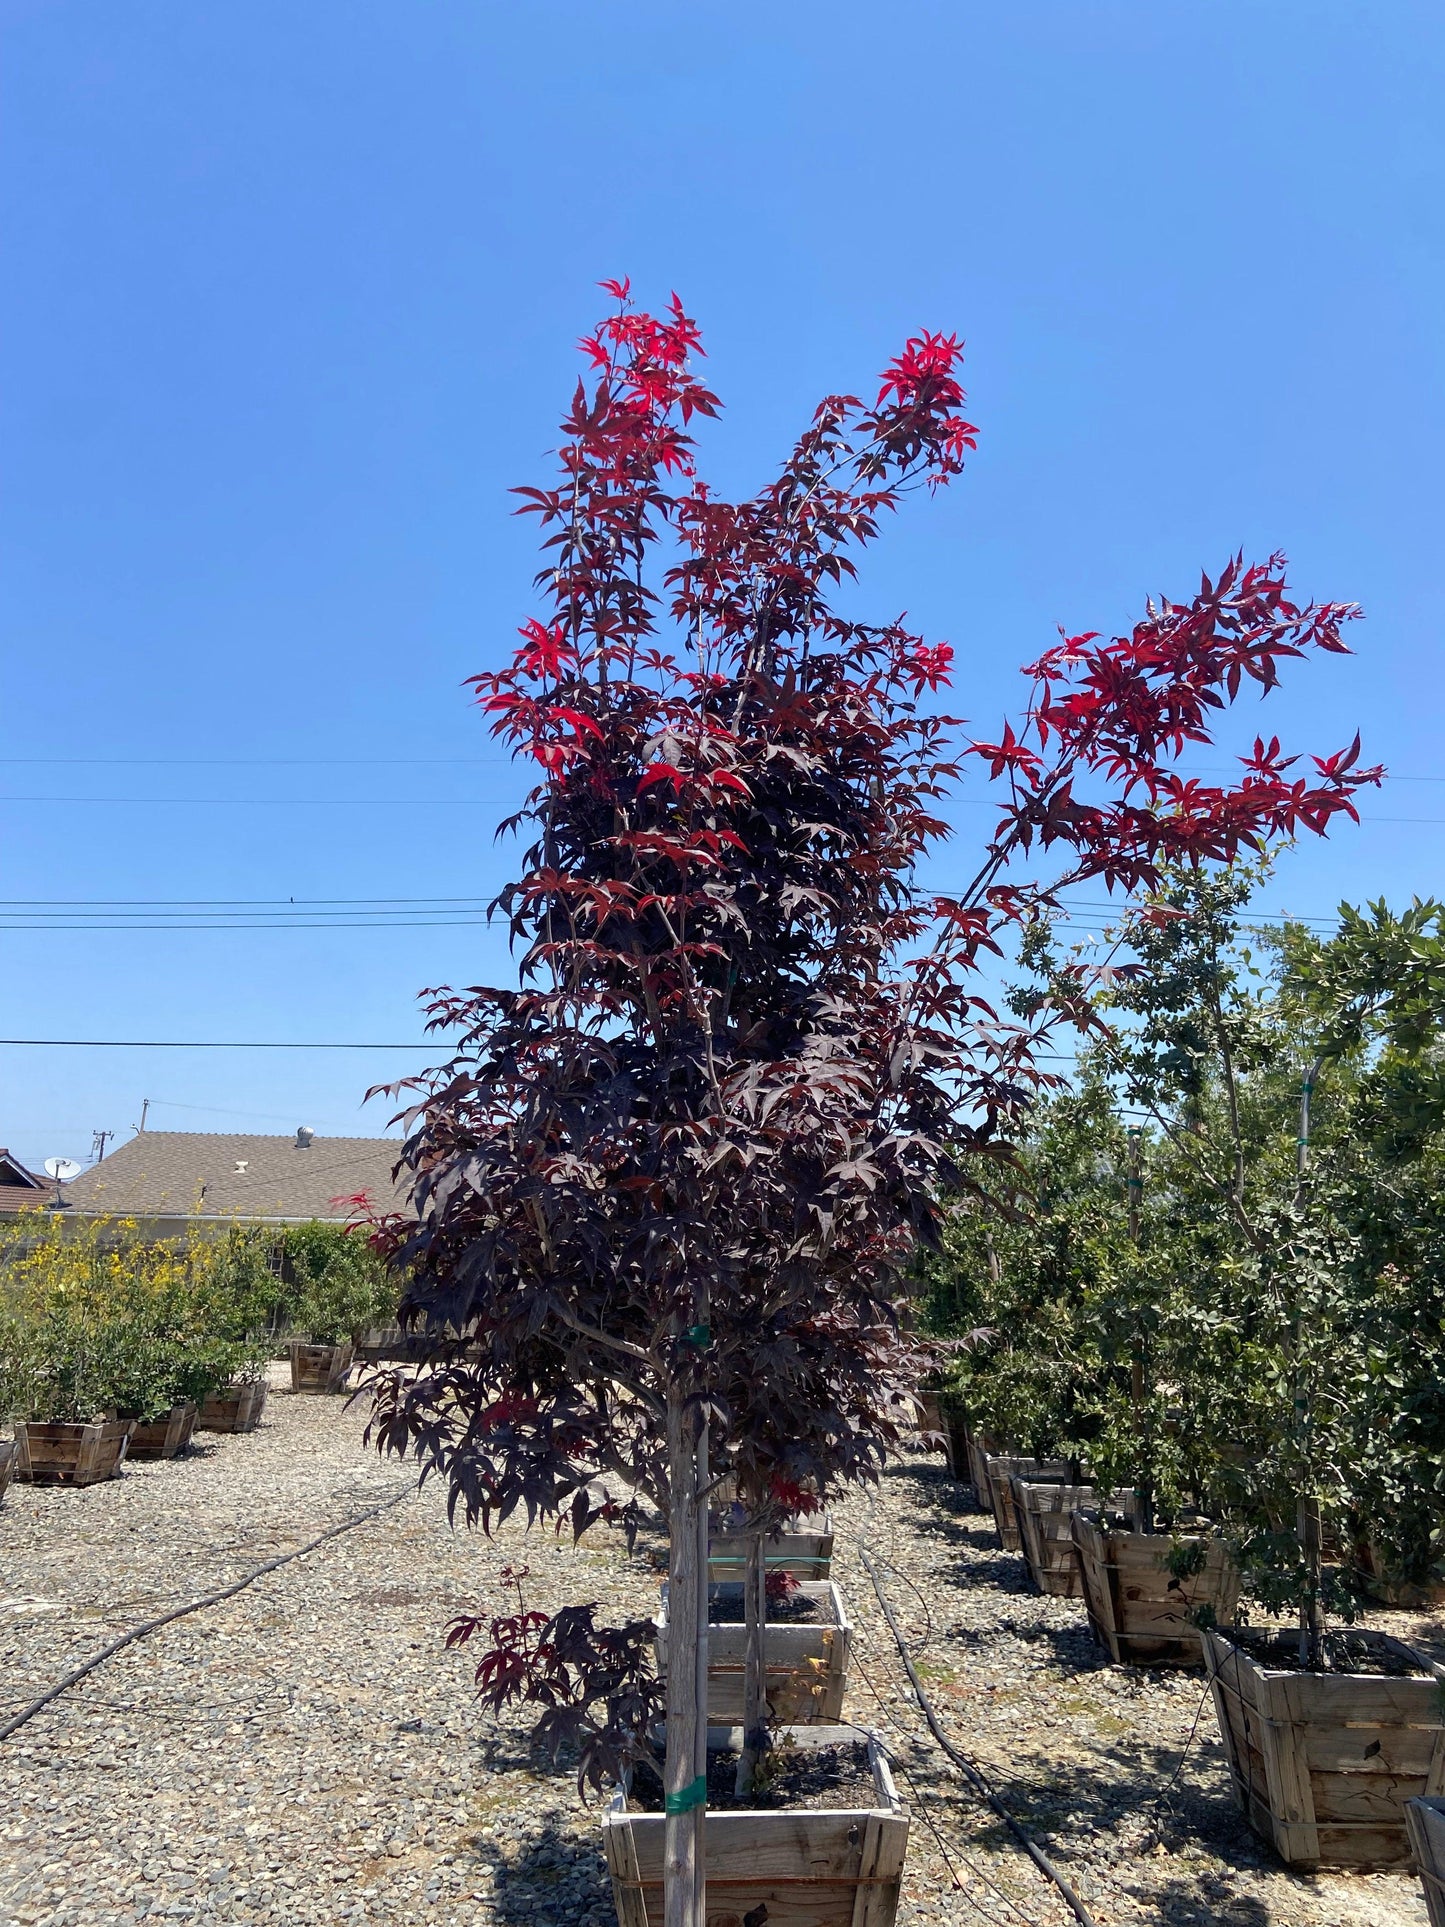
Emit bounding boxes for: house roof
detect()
[61,1130,407,1223]
[0,1148,48,1216]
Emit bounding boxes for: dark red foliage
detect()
[446,1565,662,1794]
[764,1568,802,1607]
[365,285,1377,1782]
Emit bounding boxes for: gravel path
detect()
[0,1375,1435,1927]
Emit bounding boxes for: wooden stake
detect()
[663,1391,705,1927]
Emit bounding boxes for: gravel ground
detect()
[835,1453,1435,1927]
[0,1373,1436,1927]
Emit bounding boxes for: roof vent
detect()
[295,1126,315,1148]
[234,1160,249,1174]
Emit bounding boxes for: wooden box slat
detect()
[657,1581,852,1726]
[1013,1480,1093,1597]
[15,1418,134,1487]
[1407,1797,1445,1927]
[127,1402,199,1460]
[1203,1627,1445,1868]
[708,1516,835,1584]
[0,1437,16,1504]
[196,1381,269,1434]
[966,1430,1000,1506]
[288,1341,354,1394]
[1072,1513,1239,1667]
[603,1725,908,1927]
[983,1454,1068,1551]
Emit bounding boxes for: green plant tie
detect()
[683,1323,711,1348]
[664,1774,708,1813]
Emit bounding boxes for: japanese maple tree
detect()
[366,282,1377,1924]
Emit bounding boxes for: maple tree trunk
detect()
[735,1530,768,1795]
[663,1388,707,1927]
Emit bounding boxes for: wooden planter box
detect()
[1073,1513,1239,1667]
[657,1580,852,1726]
[0,1438,15,1504]
[196,1380,269,1434]
[708,1515,835,1584]
[1356,1539,1445,1611]
[603,1724,907,1927]
[917,1390,945,1451]
[288,1341,354,1394]
[983,1453,1068,1551]
[1407,1796,1445,1926]
[355,1324,424,1364]
[966,1429,1000,1505]
[125,1402,199,1461]
[1013,1480,1095,1597]
[15,1419,134,1487]
[1202,1626,1445,1868]
[943,1404,972,1485]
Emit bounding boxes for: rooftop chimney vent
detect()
[295,1126,315,1148]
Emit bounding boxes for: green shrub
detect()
[282,1221,395,1345]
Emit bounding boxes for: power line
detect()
[3,754,1443,780]
[0,918,495,931]
[0,794,516,807]
[0,1038,435,1050]
[0,756,510,768]
[0,895,491,906]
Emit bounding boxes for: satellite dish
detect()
[45,1157,83,1182]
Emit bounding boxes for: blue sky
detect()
[2,1,1442,1170]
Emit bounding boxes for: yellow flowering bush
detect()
[0,1218,281,1424]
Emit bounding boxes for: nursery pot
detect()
[708,1513,835,1584]
[15,1418,134,1488]
[602,1723,908,1927]
[1202,1625,1445,1869]
[125,1402,199,1461]
[287,1340,354,1394]
[982,1453,1068,1552]
[196,1380,269,1434]
[1071,1512,1239,1666]
[656,1580,852,1726]
[1011,1480,1097,1597]
[1406,1796,1445,1926]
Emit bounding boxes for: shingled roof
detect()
[0,1148,48,1216]
[62,1131,407,1223]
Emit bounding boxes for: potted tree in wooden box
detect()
[283,1221,394,1392]
[365,288,1376,1924]
[927,1085,1120,1558]
[1097,876,1445,1862]
[191,1227,284,1433]
[0,1215,173,1484]
[104,1245,251,1460]
[603,1725,908,1927]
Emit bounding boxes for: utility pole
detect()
[136,1099,150,1134]
[90,1129,114,1165]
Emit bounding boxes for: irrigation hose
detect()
[0,1482,414,1744]
[857,1542,1100,1927]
